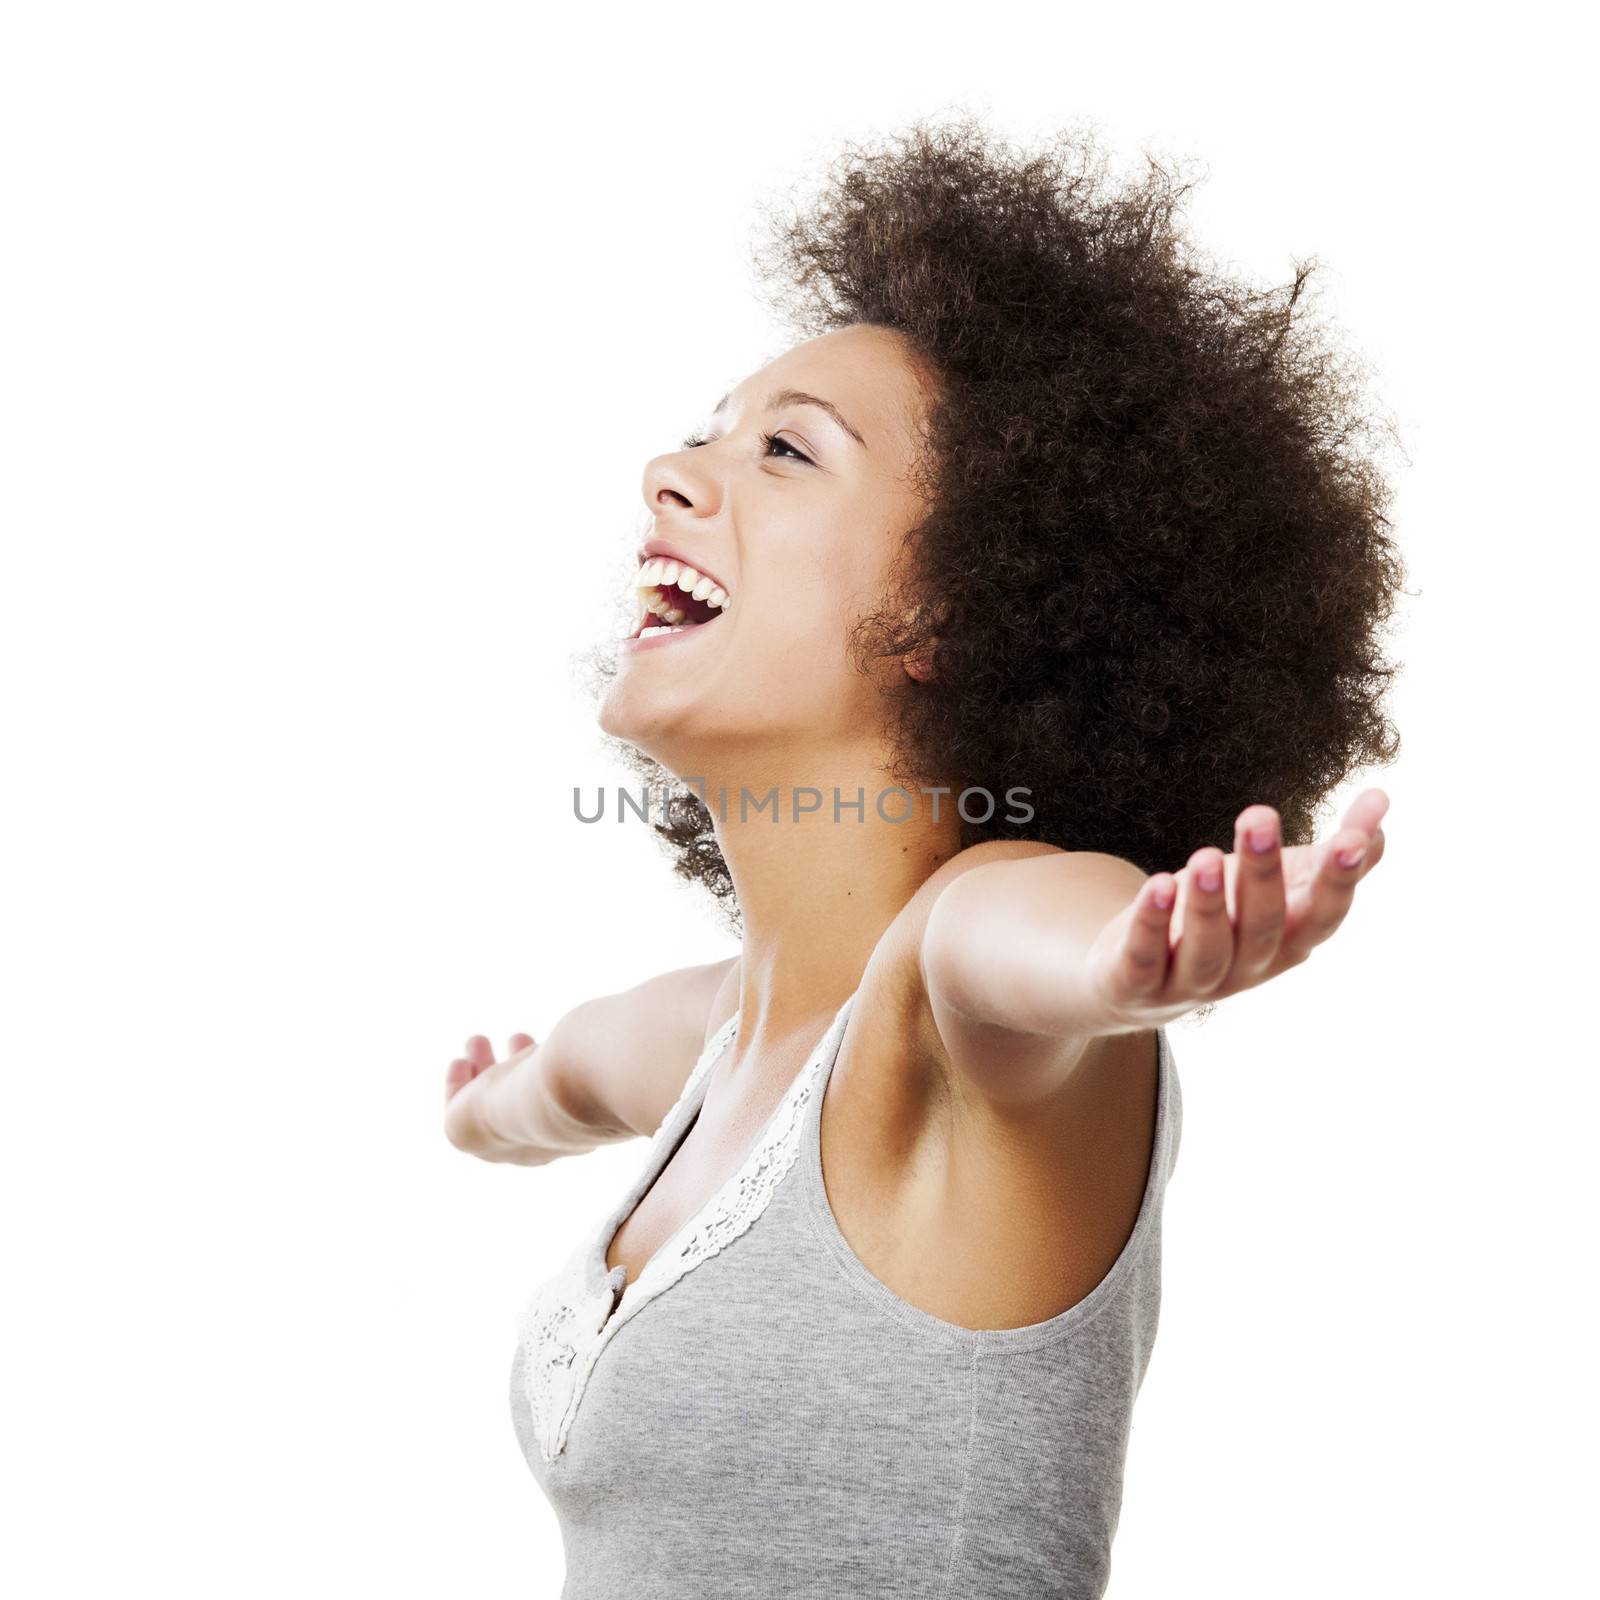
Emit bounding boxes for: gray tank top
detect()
[509,987,1182,1598]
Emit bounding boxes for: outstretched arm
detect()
[442,956,739,1165]
[920,789,1390,1102]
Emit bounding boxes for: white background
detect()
[2,4,1592,1594]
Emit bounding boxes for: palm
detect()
[1276,838,1348,922]
[1089,787,1390,1023]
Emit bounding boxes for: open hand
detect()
[442,1030,536,1158]
[1086,787,1390,1024]
[444,1031,536,1106]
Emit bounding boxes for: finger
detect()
[1363,826,1386,875]
[508,1032,536,1055]
[445,1057,474,1103]
[1341,786,1390,838]
[1107,873,1178,1001]
[1283,826,1369,958]
[1231,805,1286,983]
[1172,846,1233,995]
[466,1035,494,1069]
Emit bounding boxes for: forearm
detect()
[920,849,1149,1041]
[471,1042,623,1165]
[446,956,739,1166]
[449,1024,628,1167]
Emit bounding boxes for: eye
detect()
[759,430,812,464]
[678,430,813,465]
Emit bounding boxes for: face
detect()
[598,323,935,782]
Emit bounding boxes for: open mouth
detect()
[630,556,732,640]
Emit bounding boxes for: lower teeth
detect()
[638,624,686,637]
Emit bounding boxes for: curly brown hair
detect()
[597,113,1409,930]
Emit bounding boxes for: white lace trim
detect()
[512,1000,850,1462]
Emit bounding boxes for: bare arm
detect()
[920,791,1390,1104]
[443,956,739,1165]
[919,843,1152,1102]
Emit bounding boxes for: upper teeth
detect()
[634,557,730,615]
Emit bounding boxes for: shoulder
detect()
[845,838,1115,1097]
[825,850,1165,1329]
[874,837,1069,960]
[544,954,740,1139]
[919,835,1070,888]
[850,839,1159,1138]
[870,837,1141,995]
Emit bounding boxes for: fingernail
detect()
[1337,843,1366,869]
[1198,864,1222,892]
[1247,822,1278,853]
[1151,880,1174,909]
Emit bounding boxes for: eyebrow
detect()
[710,387,867,450]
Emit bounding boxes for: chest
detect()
[602,1031,820,1289]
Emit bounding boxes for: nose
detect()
[642,445,722,522]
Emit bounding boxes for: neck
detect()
[691,745,962,1052]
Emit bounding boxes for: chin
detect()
[597,675,703,772]
[596,677,655,746]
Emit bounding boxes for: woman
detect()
[443,116,1401,1597]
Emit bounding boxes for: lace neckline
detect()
[515,990,858,1462]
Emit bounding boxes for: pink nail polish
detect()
[1337,843,1366,869]
[1197,864,1222,892]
